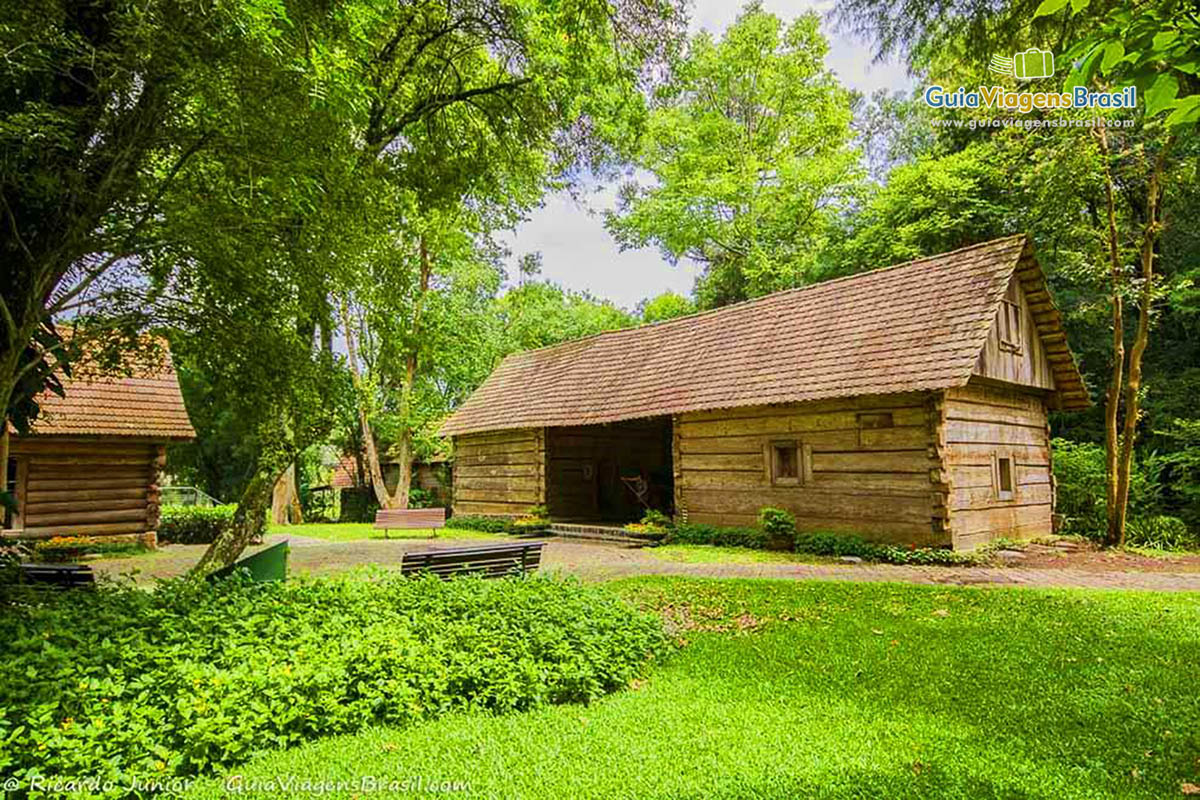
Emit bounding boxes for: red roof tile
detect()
[442,235,1088,436]
[23,345,196,441]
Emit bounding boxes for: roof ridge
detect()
[504,234,1029,362]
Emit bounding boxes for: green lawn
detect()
[645,543,828,565]
[187,577,1200,799]
[266,521,507,542]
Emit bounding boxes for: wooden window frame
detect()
[766,440,811,487]
[3,456,26,532]
[992,451,1016,502]
[999,299,1023,355]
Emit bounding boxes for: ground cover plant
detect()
[158,505,238,545]
[186,577,1200,799]
[0,573,665,795]
[261,522,504,543]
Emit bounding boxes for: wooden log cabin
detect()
[442,236,1090,550]
[2,347,195,547]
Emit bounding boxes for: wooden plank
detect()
[455,429,537,448]
[945,443,1049,467]
[10,440,154,458]
[678,427,928,454]
[26,476,150,492]
[455,476,540,493]
[677,452,764,472]
[24,507,150,527]
[454,464,536,479]
[810,471,933,492]
[454,451,539,467]
[943,402,1045,427]
[9,521,149,539]
[681,487,932,524]
[951,503,1053,539]
[681,393,929,423]
[810,451,931,474]
[679,408,926,439]
[944,420,1047,447]
[951,483,1052,510]
[24,497,148,515]
[455,440,538,458]
[454,487,538,504]
[452,500,528,516]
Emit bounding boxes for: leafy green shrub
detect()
[625,510,671,538]
[0,573,666,791]
[757,507,797,550]
[1052,438,1160,539]
[449,514,517,534]
[794,531,975,566]
[1126,515,1198,551]
[668,522,767,549]
[158,504,237,545]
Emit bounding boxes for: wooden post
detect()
[671,414,686,522]
[926,392,952,546]
[145,444,167,549]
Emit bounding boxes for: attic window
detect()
[999,299,1022,353]
[770,441,800,486]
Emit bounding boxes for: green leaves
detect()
[1100,41,1125,74]
[1033,0,1071,18]
[1145,72,1180,118]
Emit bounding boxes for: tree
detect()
[638,291,695,323]
[606,2,861,308]
[496,281,635,353]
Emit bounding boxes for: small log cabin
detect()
[442,235,1090,550]
[2,348,195,547]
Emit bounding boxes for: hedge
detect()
[158,504,237,545]
[0,573,666,792]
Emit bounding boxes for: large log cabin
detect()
[442,235,1090,550]
[2,347,195,547]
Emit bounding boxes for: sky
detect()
[498,0,912,310]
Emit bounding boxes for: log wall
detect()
[452,428,544,516]
[943,381,1054,549]
[4,436,164,543]
[674,393,947,546]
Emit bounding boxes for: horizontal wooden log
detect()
[9,521,149,539]
[681,393,929,423]
[452,501,531,516]
[24,486,149,503]
[455,476,540,493]
[680,487,932,524]
[951,483,1052,510]
[10,440,155,457]
[944,420,1047,447]
[810,471,933,492]
[24,497,148,516]
[943,401,1044,426]
[678,427,929,454]
[455,440,538,459]
[24,507,150,527]
[455,451,539,467]
[26,476,150,493]
[679,407,926,439]
[810,451,931,474]
[454,464,539,479]
[454,487,538,504]
[455,429,537,447]
[26,455,153,468]
[951,503,1052,539]
[944,443,1049,467]
[677,453,763,472]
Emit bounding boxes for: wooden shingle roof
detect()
[23,344,196,441]
[442,235,1089,436]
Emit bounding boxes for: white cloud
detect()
[504,0,911,308]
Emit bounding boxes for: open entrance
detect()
[545,417,673,524]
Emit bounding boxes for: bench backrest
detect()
[401,541,544,579]
[19,564,96,589]
[375,508,446,529]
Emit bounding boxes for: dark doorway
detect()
[545,417,673,523]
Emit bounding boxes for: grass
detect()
[264,521,508,542]
[186,577,1200,799]
[646,543,828,565]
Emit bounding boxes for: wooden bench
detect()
[17,563,96,589]
[400,540,545,580]
[374,508,446,538]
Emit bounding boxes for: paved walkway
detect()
[89,535,1200,592]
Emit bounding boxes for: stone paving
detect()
[88,534,1200,592]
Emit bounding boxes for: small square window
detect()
[770,441,800,485]
[995,455,1014,500]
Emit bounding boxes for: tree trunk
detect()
[383,235,432,510]
[340,297,394,509]
[1112,143,1169,547]
[192,464,278,574]
[1096,126,1126,547]
[270,462,303,525]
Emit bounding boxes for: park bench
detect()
[16,563,95,589]
[374,507,446,538]
[400,540,545,580]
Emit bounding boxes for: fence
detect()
[161,485,222,507]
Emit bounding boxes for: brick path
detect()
[90,535,1200,592]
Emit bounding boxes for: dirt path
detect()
[88,535,1200,592]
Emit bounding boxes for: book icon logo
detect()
[989,49,1055,80]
